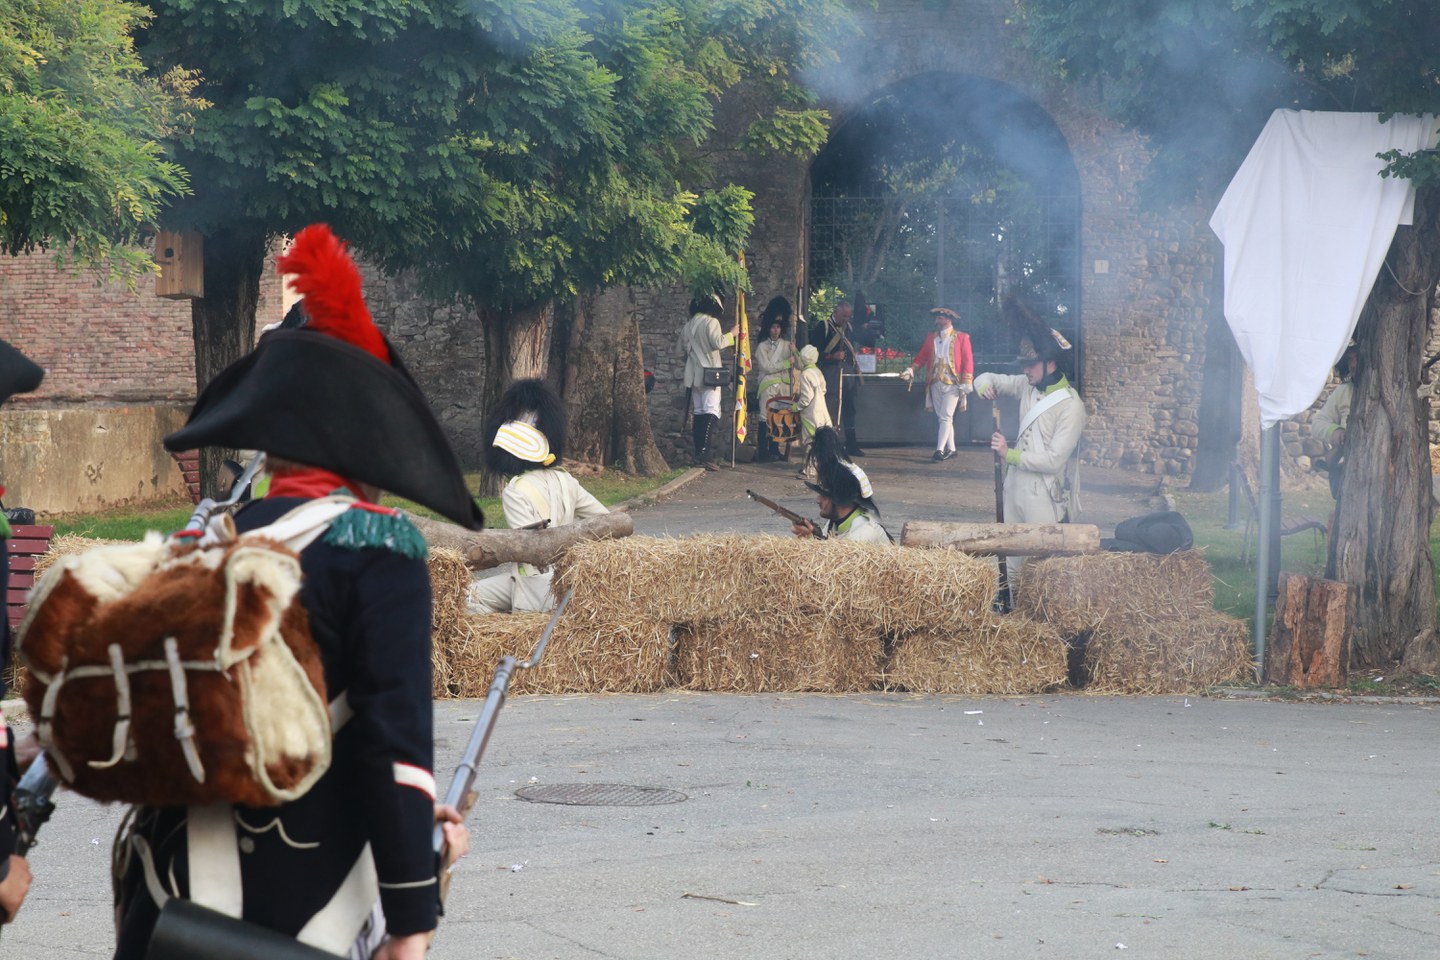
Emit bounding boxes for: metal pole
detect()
[1265,425,1282,604]
[1251,424,1278,680]
[1224,461,1241,530]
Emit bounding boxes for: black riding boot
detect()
[692,416,707,464]
[845,427,866,458]
[756,428,774,463]
[698,414,719,471]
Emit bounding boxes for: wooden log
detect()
[1266,572,1353,688]
[900,521,1101,556]
[411,512,634,571]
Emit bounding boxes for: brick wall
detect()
[0,250,196,404]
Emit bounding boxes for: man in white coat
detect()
[469,379,609,613]
[790,428,891,543]
[753,298,796,463]
[974,326,1086,575]
[678,293,738,471]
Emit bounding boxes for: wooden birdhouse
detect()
[154,230,204,299]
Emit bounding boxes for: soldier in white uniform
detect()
[677,293,738,471]
[974,325,1086,575]
[468,379,608,613]
[790,428,892,543]
[789,344,831,478]
[753,298,795,463]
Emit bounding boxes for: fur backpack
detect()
[16,500,356,808]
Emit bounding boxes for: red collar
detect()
[266,467,373,502]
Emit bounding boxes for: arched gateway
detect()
[805,72,1083,447]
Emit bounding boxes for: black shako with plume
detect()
[164,223,484,529]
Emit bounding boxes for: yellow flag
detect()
[734,254,752,442]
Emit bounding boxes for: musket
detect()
[992,406,1013,613]
[746,489,826,540]
[431,587,571,911]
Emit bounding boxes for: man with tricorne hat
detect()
[790,427,892,543]
[900,307,975,462]
[114,224,476,960]
[974,310,1086,575]
[468,378,608,613]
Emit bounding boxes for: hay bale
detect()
[555,535,997,637]
[33,534,121,578]
[883,615,1069,695]
[1014,551,1213,635]
[1084,610,1254,695]
[439,612,669,697]
[673,615,879,692]
[426,549,473,698]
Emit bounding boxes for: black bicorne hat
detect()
[164,224,483,529]
[0,339,44,406]
[164,331,483,529]
[804,427,880,515]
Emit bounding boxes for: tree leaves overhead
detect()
[0,0,198,284]
[136,0,850,311]
[1018,0,1440,200]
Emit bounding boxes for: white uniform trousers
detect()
[928,381,963,454]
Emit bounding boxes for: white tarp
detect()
[1209,110,1437,428]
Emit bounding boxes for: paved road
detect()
[10,694,1438,959]
[12,449,1437,959]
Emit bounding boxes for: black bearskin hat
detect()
[689,292,725,319]
[1334,340,1358,381]
[758,297,793,337]
[484,378,568,477]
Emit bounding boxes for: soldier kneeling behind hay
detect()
[790,428,892,543]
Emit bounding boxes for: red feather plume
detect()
[276,224,389,363]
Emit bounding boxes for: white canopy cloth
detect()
[1209,110,1437,428]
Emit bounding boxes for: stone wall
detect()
[359,264,488,466]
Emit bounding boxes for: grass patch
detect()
[44,468,686,541]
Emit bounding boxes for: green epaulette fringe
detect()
[323,506,429,559]
[0,512,10,540]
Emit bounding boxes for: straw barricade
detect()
[1014,551,1253,693]
[884,615,1069,695]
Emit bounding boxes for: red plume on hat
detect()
[276,224,390,364]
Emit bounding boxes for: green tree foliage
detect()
[0,0,197,283]
[1018,0,1440,669]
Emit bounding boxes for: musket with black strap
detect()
[992,406,1013,613]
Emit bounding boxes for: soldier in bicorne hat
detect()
[790,427,891,543]
[114,224,478,960]
[974,306,1087,578]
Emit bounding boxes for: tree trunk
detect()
[410,511,634,570]
[1189,245,1243,491]
[562,289,669,476]
[900,521,1101,555]
[478,301,553,495]
[1266,573,1353,689]
[191,228,267,497]
[1327,185,1440,670]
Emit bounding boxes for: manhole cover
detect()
[515,783,688,806]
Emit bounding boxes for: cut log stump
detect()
[1266,572,1353,688]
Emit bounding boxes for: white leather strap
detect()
[1016,387,1074,441]
[186,803,243,918]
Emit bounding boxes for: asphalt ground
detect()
[10,445,1439,959]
